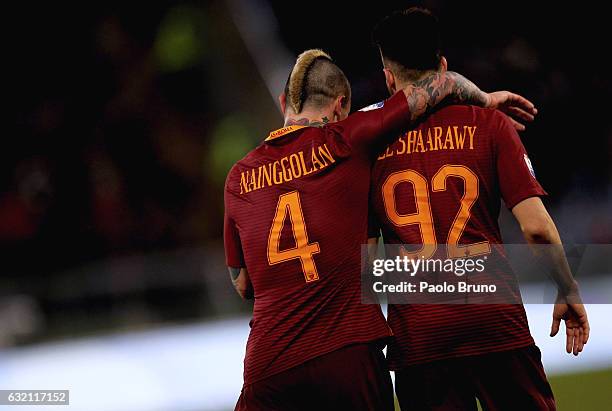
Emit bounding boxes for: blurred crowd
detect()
[3,1,268,343]
[5,4,220,270]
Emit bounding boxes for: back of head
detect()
[284,49,351,114]
[372,7,441,81]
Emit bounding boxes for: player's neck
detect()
[283,109,332,128]
[393,79,416,93]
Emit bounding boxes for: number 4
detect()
[267,191,320,282]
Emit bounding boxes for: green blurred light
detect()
[155,6,206,72]
[208,114,255,185]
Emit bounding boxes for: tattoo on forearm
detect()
[229,267,241,282]
[446,72,489,107]
[284,117,329,127]
[405,71,488,121]
[228,266,254,299]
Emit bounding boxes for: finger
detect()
[507,106,535,122]
[583,321,590,345]
[576,328,584,355]
[550,316,561,337]
[574,333,580,356]
[572,328,579,355]
[566,326,574,354]
[507,116,526,131]
[507,93,537,114]
[573,328,579,355]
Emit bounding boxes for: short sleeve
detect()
[337,92,411,155]
[495,111,547,209]
[224,176,245,268]
[367,206,382,239]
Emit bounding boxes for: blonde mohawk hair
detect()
[288,49,332,113]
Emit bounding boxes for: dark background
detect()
[2,0,610,344]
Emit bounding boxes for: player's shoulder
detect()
[224,162,241,195]
[429,105,510,133]
[224,145,261,190]
[232,130,289,169]
[431,104,503,121]
[224,127,318,188]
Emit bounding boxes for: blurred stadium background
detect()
[2,1,611,410]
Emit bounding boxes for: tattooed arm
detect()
[402,71,486,120]
[403,71,537,131]
[308,70,535,154]
[229,267,254,299]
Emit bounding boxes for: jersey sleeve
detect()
[495,111,547,209]
[338,91,411,155]
[367,205,382,239]
[224,173,245,268]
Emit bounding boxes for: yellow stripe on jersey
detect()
[265,125,307,141]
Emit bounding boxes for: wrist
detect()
[483,92,492,108]
[557,280,581,299]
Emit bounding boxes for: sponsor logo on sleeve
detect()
[359,101,385,112]
[524,154,536,178]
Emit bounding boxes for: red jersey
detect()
[224,92,411,385]
[369,105,547,369]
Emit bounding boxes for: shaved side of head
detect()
[285,49,351,114]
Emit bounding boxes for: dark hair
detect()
[372,7,441,73]
[283,49,351,113]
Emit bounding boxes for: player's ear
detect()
[332,96,345,122]
[383,68,397,95]
[439,56,448,73]
[278,92,287,115]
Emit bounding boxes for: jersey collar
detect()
[265,125,307,142]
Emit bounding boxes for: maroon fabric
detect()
[394,345,556,411]
[224,92,410,385]
[235,343,394,411]
[369,105,547,368]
